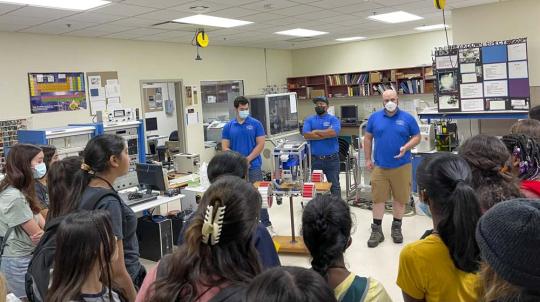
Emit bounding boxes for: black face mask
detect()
[315,106,326,115]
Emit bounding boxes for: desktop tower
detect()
[136,216,173,262]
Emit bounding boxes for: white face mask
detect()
[385,101,397,112]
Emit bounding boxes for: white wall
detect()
[291,31,450,76]
[0,32,293,157]
[142,82,177,142]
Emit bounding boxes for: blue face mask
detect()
[239,110,249,119]
[33,162,47,179]
[418,201,432,218]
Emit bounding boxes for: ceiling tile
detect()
[242,12,288,22]
[330,2,384,14]
[107,17,158,27]
[169,1,229,13]
[0,3,24,15]
[6,6,78,19]
[0,14,51,26]
[135,9,191,21]
[241,0,298,12]
[19,19,98,34]
[120,0,194,9]
[83,23,137,34]
[118,28,169,36]
[268,4,324,16]
[64,12,124,23]
[63,29,111,37]
[0,22,28,31]
[372,0,420,6]
[209,7,258,18]
[87,3,157,17]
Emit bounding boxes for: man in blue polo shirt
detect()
[303,97,341,196]
[364,89,420,248]
[222,96,273,229]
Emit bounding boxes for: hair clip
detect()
[80,163,95,174]
[201,204,226,245]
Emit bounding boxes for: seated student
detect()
[397,153,482,302]
[302,195,391,302]
[137,175,263,302]
[0,144,45,299]
[178,151,280,269]
[502,134,540,198]
[244,266,337,302]
[47,210,124,302]
[459,134,522,213]
[510,118,540,141]
[67,134,142,301]
[34,145,58,217]
[46,156,83,220]
[476,199,540,302]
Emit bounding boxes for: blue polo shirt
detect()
[366,109,420,169]
[222,116,265,168]
[303,113,341,156]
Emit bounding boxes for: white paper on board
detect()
[290,94,297,113]
[490,100,506,110]
[36,75,44,83]
[484,80,508,97]
[461,73,478,83]
[106,102,122,111]
[187,112,199,125]
[508,43,527,61]
[207,96,216,103]
[105,84,121,98]
[107,97,120,104]
[460,83,483,99]
[460,63,476,73]
[461,99,484,112]
[91,100,106,115]
[438,95,459,110]
[88,75,101,88]
[106,79,119,85]
[483,63,508,80]
[58,74,66,79]
[436,55,458,69]
[508,61,528,79]
[511,99,528,109]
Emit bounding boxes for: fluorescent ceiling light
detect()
[415,24,449,31]
[275,28,328,37]
[336,36,367,42]
[367,11,423,24]
[173,14,252,28]
[0,0,110,10]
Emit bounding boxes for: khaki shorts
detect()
[371,163,412,204]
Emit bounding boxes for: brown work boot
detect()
[391,220,403,244]
[367,223,384,248]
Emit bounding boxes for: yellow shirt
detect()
[396,234,480,302]
[335,273,393,302]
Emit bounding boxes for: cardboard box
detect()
[310,89,326,98]
[369,72,382,83]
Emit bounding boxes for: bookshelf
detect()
[287,66,435,100]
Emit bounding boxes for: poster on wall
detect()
[28,72,87,114]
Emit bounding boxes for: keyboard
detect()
[119,192,159,206]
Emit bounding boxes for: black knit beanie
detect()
[476,199,540,289]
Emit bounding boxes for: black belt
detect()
[312,153,338,160]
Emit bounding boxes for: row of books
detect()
[399,79,425,94]
[327,73,369,86]
[372,83,397,95]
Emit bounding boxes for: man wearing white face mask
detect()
[364,90,421,248]
[222,96,272,229]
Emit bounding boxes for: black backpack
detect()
[25,189,121,302]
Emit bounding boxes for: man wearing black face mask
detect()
[302,97,341,196]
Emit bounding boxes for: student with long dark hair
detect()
[68,134,141,301]
[459,134,522,213]
[137,175,263,302]
[47,210,124,302]
[302,195,391,302]
[0,144,46,299]
[34,145,58,217]
[244,266,337,302]
[46,156,83,220]
[476,199,540,302]
[397,153,481,302]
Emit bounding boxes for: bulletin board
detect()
[434,38,530,113]
[28,72,87,114]
[86,71,121,115]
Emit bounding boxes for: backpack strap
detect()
[0,227,14,256]
[80,189,122,211]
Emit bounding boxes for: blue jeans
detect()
[1,255,32,299]
[248,167,272,227]
[312,153,341,196]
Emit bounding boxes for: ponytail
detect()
[417,153,481,273]
[438,181,481,272]
[302,195,352,280]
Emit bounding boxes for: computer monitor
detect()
[340,105,358,124]
[136,163,167,193]
[145,117,158,132]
